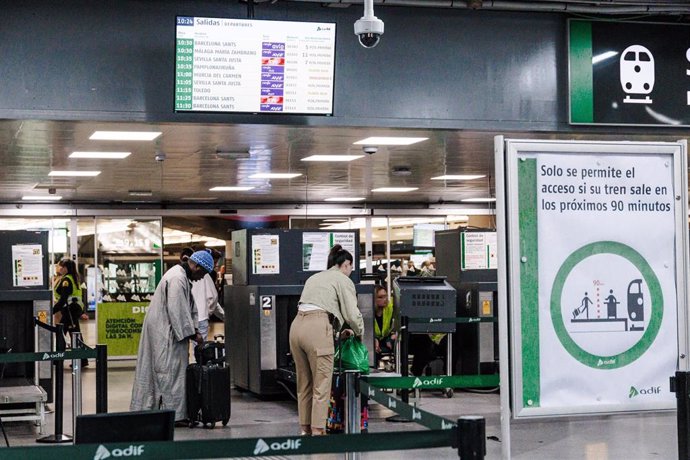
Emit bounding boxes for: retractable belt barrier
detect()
[407,316,497,324]
[0,349,95,363]
[364,374,499,390]
[0,430,456,459]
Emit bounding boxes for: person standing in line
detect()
[191,249,224,340]
[130,250,214,424]
[53,257,88,367]
[290,245,364,436]
[374,285,396,364]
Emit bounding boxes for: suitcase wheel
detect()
[444,388,453,398]
[204,422,216,429]
[222,418,229,426]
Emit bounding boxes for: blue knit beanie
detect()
[189,250,214,274]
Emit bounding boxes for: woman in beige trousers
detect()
[289,245,365,436]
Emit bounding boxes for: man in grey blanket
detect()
[130,250,215,423]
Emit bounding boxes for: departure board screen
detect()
[175,16,336,114]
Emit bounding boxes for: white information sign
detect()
[251,234,280,275]
[302,232,357,271]
[12,244,44,287]
[499,139,688,418]
[175,16,336,114]
[461,232,498,270]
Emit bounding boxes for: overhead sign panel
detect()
[569,19,690,126]
[175,16,336,114]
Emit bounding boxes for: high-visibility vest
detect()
[374,300,394,339]
[53,274,83,308]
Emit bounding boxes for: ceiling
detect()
[1,120,687,211]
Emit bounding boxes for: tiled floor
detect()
[1,320,679,459]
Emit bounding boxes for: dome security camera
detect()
[354,0,384,49]
[154,151,167,162]
[362,145,378,155]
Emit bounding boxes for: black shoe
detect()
[174,419,191,428]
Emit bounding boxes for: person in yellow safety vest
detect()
[374,286,396,363]
[53,257,88,367]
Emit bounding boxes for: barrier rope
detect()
[407,316,497,324]
[360,381,457,431]
[0,349,96,363]
[1,429,456,459]
[364,374,499,390]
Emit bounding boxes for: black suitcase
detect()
[186,363,231,428]
[195,335,225,365]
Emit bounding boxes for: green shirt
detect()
[299,266,364,336]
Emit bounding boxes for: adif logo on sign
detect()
[93,445,144,460]
[413,377,444,388]
[387,398,397,409]
[596,358,616,367]
[629,385,661,398]
[411,409,422,421]
[253,438,302,455]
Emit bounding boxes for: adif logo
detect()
[253,438,302,455]
[411,409,422,421]
[93,445,144,459]
[441,420,454,430]
[413,377,423,388]
[429,318,442,323]
[629,385,660,398]
[42,352,65,360]
[597,358,616,367]
[94,445,111,460]
[254,439,270,455]
[368,387,375,398]
[413,377,444,388]
[388,397,397,409]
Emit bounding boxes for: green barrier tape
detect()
[0,349,97,363]
[364,374,499,389]
[1,430,455,459]
[361,381,457,431]
[408,316,497,324]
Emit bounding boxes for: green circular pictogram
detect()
[550,241,663,369]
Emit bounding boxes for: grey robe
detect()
[130,264,197,420]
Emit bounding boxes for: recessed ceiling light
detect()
[49,170,101,177]
[209,186,255,192]
[90,131,162,141]
[70,151,131,159]
[249,173,302,179]
[431,175,486,180]
[353,137,428,146]
[301,155,364,162]
[128,190,153,196]
[371,187,418,192]
[462,197,496,203]
[324,197,366,202]
[22,195,63,201]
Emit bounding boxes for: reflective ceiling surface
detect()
[0,120,687,208]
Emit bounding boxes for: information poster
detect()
[504,140,685,417]
[97,302,149,357]
[12,244,43,287]
[302,232,356,271]
[252,234,280,274]
[175,16,336,114]
[461,232,498,270]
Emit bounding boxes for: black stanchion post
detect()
[37,324,72,443]
[672,371,690,460]
[400,315,409,404]
[456,416,486,459]
[96,345,107,414]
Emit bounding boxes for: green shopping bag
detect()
[334,336,369,374]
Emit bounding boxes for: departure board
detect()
[175,16,336,114]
